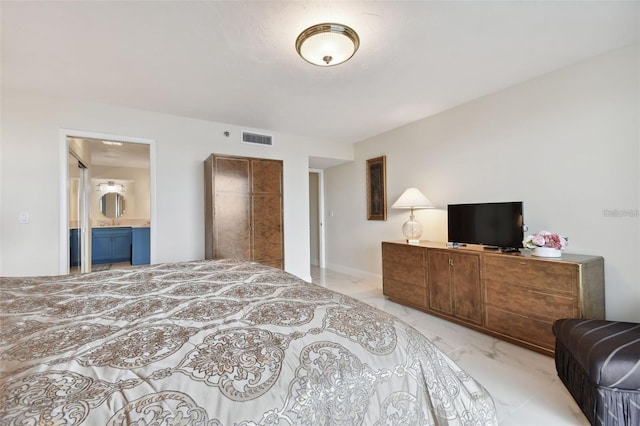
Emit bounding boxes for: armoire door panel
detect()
[252,194,283,261]
[214,193,251,260]
[215,157,250,193]
[251,160,282,194]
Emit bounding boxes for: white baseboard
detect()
[324,262,382,282]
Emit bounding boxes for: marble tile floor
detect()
[104,262,133,271]
[68,262,133,274]
[310,266,589,426]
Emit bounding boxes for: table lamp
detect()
[392,188,434,245]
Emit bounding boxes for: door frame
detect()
[58,129,156,274]
[68,152,90,273]
[309,168,326,268]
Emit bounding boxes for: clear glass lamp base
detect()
[402,219,422,245]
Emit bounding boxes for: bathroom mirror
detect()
[100,193,126,218]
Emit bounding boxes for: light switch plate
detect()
[19,211,30,224]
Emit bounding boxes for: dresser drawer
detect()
[382,243,425,266]
[482,256,577,294]
[485,306,555,349]
[484,280,578,320]
[383,277,427,308]
[383,262,426,288]
[382,243,426,287]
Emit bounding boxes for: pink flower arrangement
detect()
[523,231,568,250]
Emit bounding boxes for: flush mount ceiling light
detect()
[296,23,360,66]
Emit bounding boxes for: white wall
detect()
[0,90,353,280]
[324,45,640,321]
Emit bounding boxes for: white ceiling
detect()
[2,1,638,146]
[81,138,151,169]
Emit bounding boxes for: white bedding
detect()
[0,260,497,425]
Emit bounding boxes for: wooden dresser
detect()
[382,241,605,356]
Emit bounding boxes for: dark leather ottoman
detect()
[553,319,640,425]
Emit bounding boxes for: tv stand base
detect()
[481,246,520,253]
[500,247,520,253]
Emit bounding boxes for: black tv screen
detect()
[448,202,524,249]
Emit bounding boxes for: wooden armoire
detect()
[204,154,284,269]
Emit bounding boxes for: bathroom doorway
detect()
[60,131,154,274]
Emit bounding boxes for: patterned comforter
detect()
[0,260,497,425]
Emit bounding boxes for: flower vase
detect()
[532,247,562,258]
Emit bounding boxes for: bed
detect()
[0,259,497,425]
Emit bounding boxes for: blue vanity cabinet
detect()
[111,230,132,262]
[132,227,150,265]
[91,227,132,264]
[92,231,112,264]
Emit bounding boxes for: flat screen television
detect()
[447,201,524,249]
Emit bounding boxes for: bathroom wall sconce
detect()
[97,181,125,193]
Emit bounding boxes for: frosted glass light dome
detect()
[296,23,360,66]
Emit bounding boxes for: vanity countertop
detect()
[92,225,150,229]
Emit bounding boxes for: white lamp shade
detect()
[392,188,434,209]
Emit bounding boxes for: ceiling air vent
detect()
[242,131,273,146]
